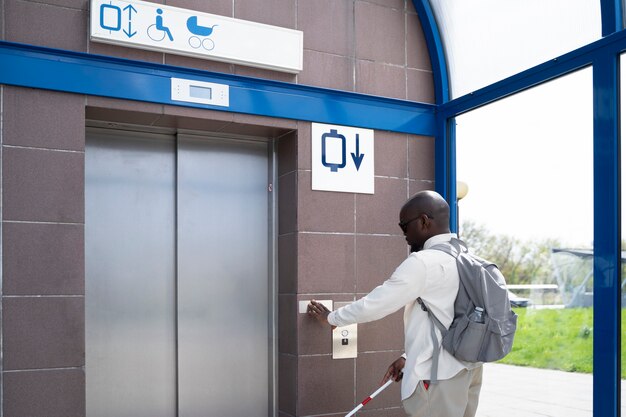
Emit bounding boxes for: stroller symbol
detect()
[187,16,217,51]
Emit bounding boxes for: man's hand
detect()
[307,300,336,330]
[381,356,406,385]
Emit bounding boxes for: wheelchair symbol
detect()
[147,9,174,42]
[186,16,217,51]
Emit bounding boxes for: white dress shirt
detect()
[327,233,473,400]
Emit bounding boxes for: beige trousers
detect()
[402,365,483,417]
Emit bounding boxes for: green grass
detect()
[497,307,594,373]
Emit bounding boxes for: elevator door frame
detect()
[85,124,279,417]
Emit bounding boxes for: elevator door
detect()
[86,129,271,417]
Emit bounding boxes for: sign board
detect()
[90,0,303,73]
[311,123,374,194]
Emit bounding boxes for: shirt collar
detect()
[423,233,457,250]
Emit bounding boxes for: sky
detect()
[456,68,595,248]
[430,0,604,248]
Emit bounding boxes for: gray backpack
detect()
[417,238,518,383]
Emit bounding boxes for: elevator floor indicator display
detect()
[171,78,229,107]
[312,123,374,194]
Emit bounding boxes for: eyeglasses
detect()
[398,213,434,233]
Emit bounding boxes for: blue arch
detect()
[411,0,456,226]
[601,0,624,36]
[410,0,449,105]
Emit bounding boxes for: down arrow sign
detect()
[351,134,365,170]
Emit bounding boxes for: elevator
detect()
[85,127,275,417]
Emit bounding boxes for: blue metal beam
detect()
[592,52,621,417]
[439,29,626,119]
[0,41,436,136]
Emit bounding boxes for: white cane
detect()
[345,378,394,417]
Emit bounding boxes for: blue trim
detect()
[447,118,457,231]
[412,0,456,220]
[592,52,621,417]
[411,0,449,105]
[433,113,447,200]
[433,113,455,208]
[0,41,436,136]
[439,29,626,118]
[442,118,459,228]
[601,0,623,36]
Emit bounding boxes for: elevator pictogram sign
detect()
[312,123,374,194]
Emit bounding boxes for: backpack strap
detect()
[417,238,468,383]
[430,238,466,258]
[417,297,447,384]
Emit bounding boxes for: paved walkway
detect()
[477,363,625,417]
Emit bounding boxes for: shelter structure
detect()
[0,1,623,416]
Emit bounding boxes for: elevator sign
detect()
[312,123,374,194]
[90,0,303,73]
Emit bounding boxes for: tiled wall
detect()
[1,87,87,416]
[1,0,435,416]
[277,126,434,417]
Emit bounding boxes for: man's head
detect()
[399,190,451,252]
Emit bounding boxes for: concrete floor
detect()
[476,363,625,417]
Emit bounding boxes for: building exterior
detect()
[0,1,437,416]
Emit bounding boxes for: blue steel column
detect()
[592,53,621,417]
[412,0,457,228]
[446,117,457,233]
[598,4,622,417]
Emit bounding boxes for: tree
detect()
[460,220,561,286]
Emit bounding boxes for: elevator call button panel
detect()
[332,302,357,359]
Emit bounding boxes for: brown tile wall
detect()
[1,86,87,416]
[1,1,436,416]
[277,123,434,416]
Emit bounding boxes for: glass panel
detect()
[456,68,593,416]
[428,0,601,98]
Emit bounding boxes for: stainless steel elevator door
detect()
[86,129,271,417]
[177,136,269,417]
[86,130,177,417]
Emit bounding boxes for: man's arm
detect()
[330,255,427,327]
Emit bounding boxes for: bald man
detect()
[308,191,483,417]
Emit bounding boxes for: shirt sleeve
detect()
[327,254,427,327]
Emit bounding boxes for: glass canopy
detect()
[428,0,602,98]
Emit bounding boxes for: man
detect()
[308,190,482,417]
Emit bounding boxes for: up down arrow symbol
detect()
[123,4,137,38]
